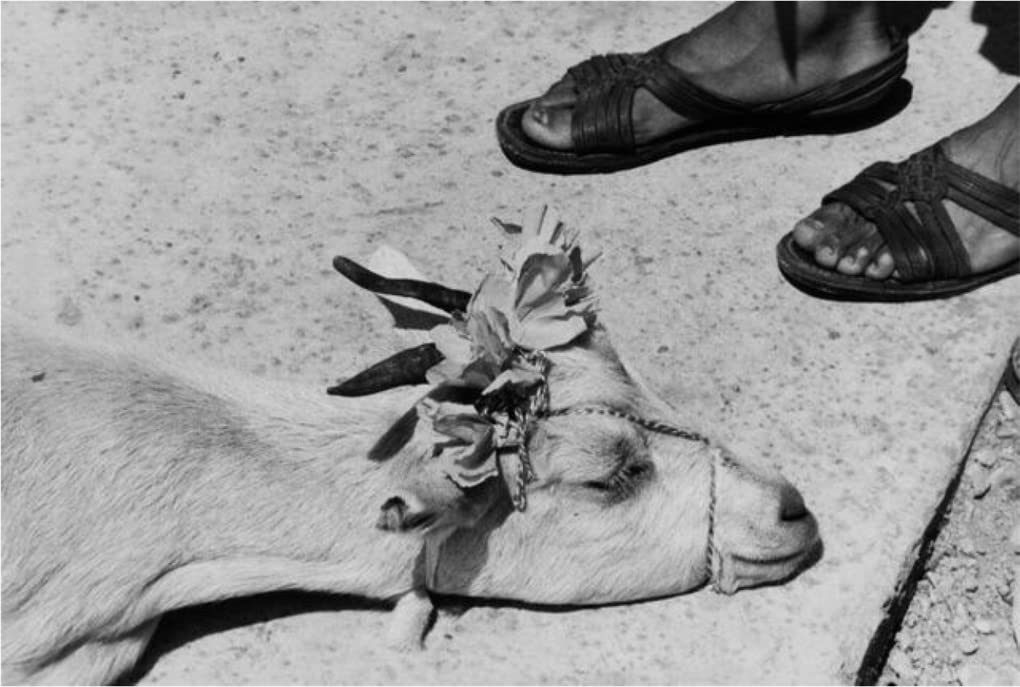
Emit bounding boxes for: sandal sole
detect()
[776,233,1020,302]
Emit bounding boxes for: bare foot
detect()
[792,87,1020,280]
[523,2,897,151]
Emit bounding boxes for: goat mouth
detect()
[724,523,822,571]
[713,536,822,594]
[729,547,812,568]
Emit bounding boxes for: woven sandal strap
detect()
[826,179,944,281]
[571,78,638,153]
[942,153,1020,236]
[822,143,1018,282]
[566,53,641,92]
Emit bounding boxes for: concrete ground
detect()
[2,2,1017,684]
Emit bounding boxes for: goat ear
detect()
[377,466,501,535]
[377,493,438,532]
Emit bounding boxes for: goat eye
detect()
[582,460,653,499]
[621,462,650,480]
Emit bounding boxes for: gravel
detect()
[879,387,1020,685]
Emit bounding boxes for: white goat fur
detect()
[2,303,817,684]
[2,315,430,683]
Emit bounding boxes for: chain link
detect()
[544,406,710,445]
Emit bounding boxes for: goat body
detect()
[2,316,425,683]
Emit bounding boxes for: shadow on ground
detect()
[119,594,392,686]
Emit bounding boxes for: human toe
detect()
[521,101,574,150]
[864,250,896,279]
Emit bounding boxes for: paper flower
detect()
[420,206,599,509]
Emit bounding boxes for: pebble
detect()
[958,662,998,686]
[995,423,1018,439]
[973,616,995,634]
[952,606,971,634]
[972,471,991,498]
[990,465,1018,490]
[958,634,979,655]
[999,391,1017,419]
[974,447,999,468]
[886,651,914,682]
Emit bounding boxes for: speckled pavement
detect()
[3,2,1017,684]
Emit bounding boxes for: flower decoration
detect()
[423,206,599,510]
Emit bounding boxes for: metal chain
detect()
[544,406,710,445]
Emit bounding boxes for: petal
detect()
[467,307,513,364]
[430,323,472,365]
[459,357,501,389]
[445,429,499,488]
[514,313,589,350]
[481,367,545,397]
[514,253,572,321]
[433,413,492,444]
[468,273,511,316]
[424,358,469,386]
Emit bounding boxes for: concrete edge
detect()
[854,357,1012,685]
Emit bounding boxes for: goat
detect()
[1,208,820,684]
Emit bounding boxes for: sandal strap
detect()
[645,40,909,121]
[572,77,639,153]
[566,53,641,92]
[570,41,908,154]
[823,143,1020,283]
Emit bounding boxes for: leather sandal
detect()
[776,141,1020,301]
[496,41,909,175]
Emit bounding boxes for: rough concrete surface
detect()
[2,2,1017,684]
[879,388,1020,686]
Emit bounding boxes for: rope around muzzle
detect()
[544,406,722,594]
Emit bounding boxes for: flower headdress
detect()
[422,206,598,509]
[329,206,599,511]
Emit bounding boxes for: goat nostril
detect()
[779,483,808,522]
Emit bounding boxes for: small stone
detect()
[972,472,991,498]
[962,501,976,523]
[958,662,999,686]
[973,616,995,634]
[958,634,979,655]
[974,447,999,468]
[952,603,972,633]
[996,424,1018,439]
[999,391,1018,419]
[990,465,1019,490]
[964,579,980,593]
[886,651,915,681]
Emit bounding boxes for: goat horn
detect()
[332,256,471,314]
[327,343,445,397]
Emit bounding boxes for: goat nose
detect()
[779,482,808,522]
